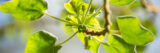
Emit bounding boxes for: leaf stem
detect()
[82,0,93,24]
[55,31,78,46]
[85,0,93,15]
[85,5,103,24]
[77,13,82,24]
[43,12,78,26]
[93,36,108,45]
[43,12,69,23]
[84,36,89,49]
[134,45,137,53]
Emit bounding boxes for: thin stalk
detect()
[43,12,69,23]
[134,45,137,53]
[84,36,89,49]
[77,13,82,24]
[43,12,78,26]
[93,36,108,45]
[82,0,93,24]
[85,0,93,16]
[55,31,78,46]
[85,6,103,24]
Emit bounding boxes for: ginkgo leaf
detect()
[24,31,61,53]
[116,16,155,45]
[64,0,88,14]
[0,0,47,21]
[103,34,135,53]
[110,0,135,6]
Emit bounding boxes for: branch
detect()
[84,0,111,36]
[141,0,158,14]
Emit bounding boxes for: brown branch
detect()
[84,0,111,36]
[103,0,112,33]
[141,0,158,15]
[141,0,148,9]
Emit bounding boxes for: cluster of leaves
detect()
[63,0,155,53]
[0,0,156,53]
[64,0,104,53]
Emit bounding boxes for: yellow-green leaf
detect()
[0,0,47,21]
[116,16,155,45]
[103,34,135,53]
[25,31,61,53]
[73,18,104,53]
[64,0,88,14]
[110,0,135,6]
[76,32,104,53]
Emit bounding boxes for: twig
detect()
[84,0,111,36]
[141,0,158,14]
[84,36,90,49]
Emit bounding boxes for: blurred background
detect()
[0,0,160,53]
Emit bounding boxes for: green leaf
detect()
[142,20,157,35]
[53,46,62,53]
[76,32,104,53]
[62,23,74,36]
[129,0,141,8]
[19,0,47,11]
[103,34,135,53]
[110,0,135,6]
[116,16,155,45]
[24,31,61,53]
[64,0,88,14]
[136,46,146,53]
[0,0,47,21]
